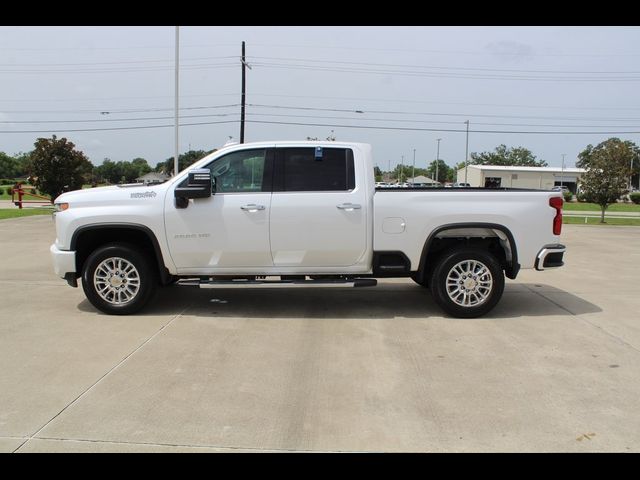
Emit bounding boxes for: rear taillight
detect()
[549,196,563,235]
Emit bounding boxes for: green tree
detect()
[157,149,215,175]
[577,138,639,222]
[95,158,118,184]
[131,157,151,179]
[13,152,32,177]
[0,152,20,179]
[469,145,547,167]
[427,159,452,183]
[30,136,93,202]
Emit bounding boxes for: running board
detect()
[177,278,378,289]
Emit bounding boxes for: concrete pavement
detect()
[1,216,639,452]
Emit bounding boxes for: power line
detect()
[0,93,239,103]
[1,109,638,130]
[0,120,239,134]
[247,42,640,58]
[0,103,241,114]
[247,103,640,122]
[251,61,640,82]
[0,56,238,67]
[244,120,640,135]
[3,91,640,114]
[248,55,640,75]
[0,63,237,75]
[2,118,640,135]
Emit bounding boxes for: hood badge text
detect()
[130,191,157,199]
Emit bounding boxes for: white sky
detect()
[1,26,640,170]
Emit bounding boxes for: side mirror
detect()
[174,169,212,208]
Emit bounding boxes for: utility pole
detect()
[436,138,441,186]
[240,41,246,144]
[412,148,416,185]
[561,154,566,189]
[174,26,179,176]
[464,120,470,184]
[400,155,404,183]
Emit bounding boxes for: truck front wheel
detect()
[429,248,504,318]
[81,243,157,315]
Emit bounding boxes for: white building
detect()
[406,175,438,187]
[456,165,585,192]
[136,172,170,185]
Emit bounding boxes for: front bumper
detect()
[50,243,76,279]
[534,244,566,271]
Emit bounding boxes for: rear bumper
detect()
[50,244,76,280]
[534,244,566,271]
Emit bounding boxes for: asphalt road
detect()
[1,216,639,452]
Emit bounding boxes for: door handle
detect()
[241,204,266,212]
[336,203,362,211]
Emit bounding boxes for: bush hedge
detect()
[563,190,573,202]
[0,187,4,195]
[630,192,640,204]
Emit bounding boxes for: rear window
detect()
[281,147,355,192]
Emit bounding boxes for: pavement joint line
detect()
[24,436,364,453]
[525,286,640,355]
[11,303,193,454]
[574,316,640,355]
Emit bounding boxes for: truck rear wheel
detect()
[81,243,157,315]
[429,248,504,318]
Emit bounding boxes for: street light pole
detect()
[174,26,180,176]
[561,154,566,189]
[412,148,416,185]
[400,155,404,183]
[436,138,441,186]
[464,120,469,184]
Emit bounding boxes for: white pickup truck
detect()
[50,141,566,318]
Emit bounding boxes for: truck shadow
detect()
[78,281,601,319]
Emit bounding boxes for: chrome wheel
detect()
[445,259,493,307]
[93,257,141,305]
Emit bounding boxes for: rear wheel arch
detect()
[414,223,519,286]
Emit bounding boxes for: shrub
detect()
[630,192,640,204]
[576,191,589,203]
[0,187,4,195]
[563,190,573,202]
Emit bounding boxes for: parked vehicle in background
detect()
[453,182,471,188]
[51,141,566,319]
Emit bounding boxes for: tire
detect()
[81,243,157,315]
[429,248,504,318]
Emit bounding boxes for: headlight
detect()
[54,203,69,212]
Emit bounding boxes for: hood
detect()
[54,183,167,208]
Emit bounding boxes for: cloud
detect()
[484,40,534,63]
[88,138,105,149]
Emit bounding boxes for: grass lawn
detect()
[563,216,640,226]
[564,202,640,212]
[0,184,51,202]
[0,185,14,200]
[0,208,52,220]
